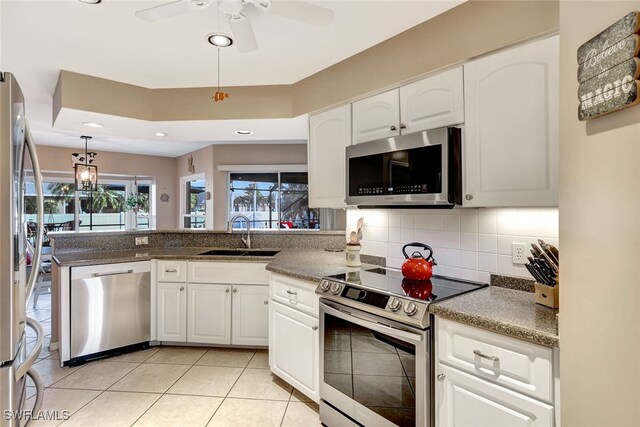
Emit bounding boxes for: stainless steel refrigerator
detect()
[0,72,45,426]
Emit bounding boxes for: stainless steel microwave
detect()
[346,127,462,208]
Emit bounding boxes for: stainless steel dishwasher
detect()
[70,261,150,363]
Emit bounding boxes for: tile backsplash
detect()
[346,207,559,283]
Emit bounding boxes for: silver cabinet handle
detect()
[286,290,297,295]
[165,268,177,273]
[180,286,185,291]
[390,125,397,131]
[312,326,319,331]
[93,270,134,277]
[264,300,269,305]
[233,288,238,293]
[225,288,230,293]
[437,374,446,382]
[473,349,500,362]
[465,194,473,201]
[400,123,406,130]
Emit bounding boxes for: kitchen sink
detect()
[198,249,281,257]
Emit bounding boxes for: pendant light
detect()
[74,135,98,192]
[212,1,230,102]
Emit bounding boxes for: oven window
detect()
[323,313,416,426]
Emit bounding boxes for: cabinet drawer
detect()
[437,364,554,427]
[157,261,187,282]
[437,318,553,403]
[270,274,318,317]
[188,261,269,284]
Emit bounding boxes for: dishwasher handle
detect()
[92,270,134,278]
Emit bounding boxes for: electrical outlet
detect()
[135,236,149,246]
[512,243,527,264]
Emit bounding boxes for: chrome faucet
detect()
[227,214,251,249]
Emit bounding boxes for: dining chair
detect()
[26,237,52,309]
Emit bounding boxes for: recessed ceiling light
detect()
[207,33,233,48]
[235,130,253,135]
[78,0,102,4]
[82,122,103,128]
[153,132,168,137]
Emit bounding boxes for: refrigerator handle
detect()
[23,368,44,427]
[23,121,44,302]
[15,317,43,381]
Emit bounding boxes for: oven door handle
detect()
[320,301,424,344]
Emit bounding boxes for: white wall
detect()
[347,207,559,282]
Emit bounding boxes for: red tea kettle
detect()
[401,242,437,281]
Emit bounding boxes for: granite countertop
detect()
[428,286,559,347]
[53,247,279,266]
[264,250,380,283]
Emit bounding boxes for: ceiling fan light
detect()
[207,33,233,48]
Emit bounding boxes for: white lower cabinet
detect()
[157,282,187,342]
[187,283,232,345]
[269,299,319,403]
[154,261,269,346]
[232,285,270,346]
[436,317,558,427]
[437,364,554,427]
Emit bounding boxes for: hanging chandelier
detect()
[74,135,98,192]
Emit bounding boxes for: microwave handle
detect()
[320,301,424,344]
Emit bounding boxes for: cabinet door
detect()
[157,282,186,342]
[187,283,231,345]
[437,364,554,427]
[352,89,400,144]
[400,66,464,133]
[308,105,351,208]
[463,36,559,207]
[269,300,319,402]
[231,285,269,346]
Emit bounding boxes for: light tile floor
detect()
[26,292,321,426]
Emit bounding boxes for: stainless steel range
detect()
[316,267,486,427]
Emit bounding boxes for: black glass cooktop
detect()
[325,267,487,303]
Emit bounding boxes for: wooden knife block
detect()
[534,282,559,308]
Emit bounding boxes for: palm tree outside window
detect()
[228,172,319,229]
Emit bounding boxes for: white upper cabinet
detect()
[308,104,351,208]
[400,66,464,134]
[352,89,401,144]
[463,35,559,207]
[352,68,464,145]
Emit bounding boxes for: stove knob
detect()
[403,301,418,316]
[388,297,402,312]
[330,283,342,295]
[320,281,331,292]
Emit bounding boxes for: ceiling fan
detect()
[135,0,334,53]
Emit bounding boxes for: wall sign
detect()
[578,12,640,120]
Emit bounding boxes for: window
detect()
[24,176,154,233]
[182,176,206,229]
[136,183,150,230]
[228,171,319,229]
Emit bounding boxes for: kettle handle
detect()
[402,242,434,261]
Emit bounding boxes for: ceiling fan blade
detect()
[228,12,258,53]
[135,0,201,22]
[267,1,334,27]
